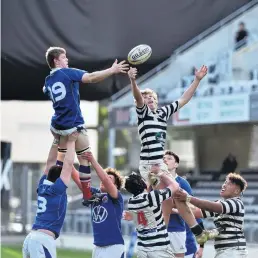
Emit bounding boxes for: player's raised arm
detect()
[60,132,78,186]
[83,152,119,199]
[43,136,60,175]
[174,189,223,213]
[178,65,208,109]
[81,59,129,83]
[128,67,144,108]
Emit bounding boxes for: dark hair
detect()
[105,167,123,190]
[45,47,66,69]
[47,165,62,182]
[164,150,180,163]
[125,173,147,196]
[227,173,247,192]
[239,22,245,26]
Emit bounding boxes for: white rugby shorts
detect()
[50,124,86,136]
[22,231,56,258]
[137,246,175,258]
[139,162,168,182]
[168,231,187,254]
[92,244,125,258]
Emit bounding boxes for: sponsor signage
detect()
[173,94,250,126]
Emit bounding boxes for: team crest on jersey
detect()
[155,132,166,147]
[102,195,108,203]
[92,205,108,223]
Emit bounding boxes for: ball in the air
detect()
[127,44,152,65]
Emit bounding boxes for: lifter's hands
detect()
[81,152,94,163]
[111,59,129,74]
[128,67,138,80]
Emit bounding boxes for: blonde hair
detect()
[140,88,158,101]
[104,167,124,190]
[45,47,66,69]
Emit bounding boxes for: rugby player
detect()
[22,132,78,258]
[72,152,125,258]
[44,47,128,205]
[174,173,248,258]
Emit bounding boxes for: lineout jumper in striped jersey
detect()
[128,188,172,251]
[202,197,246,251]
[136,101,179,165]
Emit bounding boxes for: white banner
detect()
[173,93,250,126]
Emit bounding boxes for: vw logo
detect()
[92,205,108,223]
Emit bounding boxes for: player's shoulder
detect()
[176,176,192,190]
[176,176,189,185]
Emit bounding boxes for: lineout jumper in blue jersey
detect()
[43,68,87,130]
[32,175,68,238]
[167,175,192,232]
[90,187,124,246]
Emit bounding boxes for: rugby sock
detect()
[190,223,204,236]
[56,160,63,166]
[79,165,92,199]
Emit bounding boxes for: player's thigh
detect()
[75,129,90,151]
[139,165,151,182]
[169,231,187,255]
[92,245,125,258]
[58,135,68,149]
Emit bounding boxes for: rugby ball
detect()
[127,44,152,65]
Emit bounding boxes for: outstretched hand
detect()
[111,59,129,74]
[195,65,208,81]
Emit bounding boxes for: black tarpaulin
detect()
[2,0,249,100]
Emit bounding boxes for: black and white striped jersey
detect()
[202,197,246,251]
[127,188,172,251]
[136,101,179,165]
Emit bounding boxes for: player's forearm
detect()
[178,78,200,108]
[130,79,144,106]
[87,68,114,83]
[72,166,82,191]
[90,158,109,182]
[189,196,222,213]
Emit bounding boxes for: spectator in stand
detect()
[235,22,248,50]
[213,153,238,181]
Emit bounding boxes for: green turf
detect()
[1,245,92,258]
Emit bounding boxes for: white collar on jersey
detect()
[50,68,62,74]
[43,179,54,185]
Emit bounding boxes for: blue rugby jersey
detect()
[44,68,87,130]
[90,187,124,246]
[32,175,67,238]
